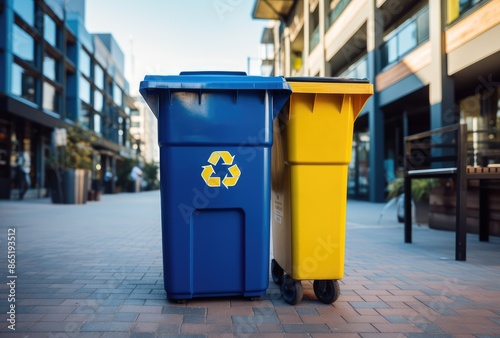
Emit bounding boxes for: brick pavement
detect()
[0,191,499,337]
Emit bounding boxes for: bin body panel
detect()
[192,208,244,295]
[271,78,372,283]
[160,145,271,299]
[272,163,347,280]
[286,93,355,164]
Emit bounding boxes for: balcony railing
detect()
[380,5,429,69]
[339,54,368,79]
[327,0,351,30]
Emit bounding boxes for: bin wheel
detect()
[271,259,284,285]
[313,280,340,304]
[169,298,187,304]
[280,275,303,305]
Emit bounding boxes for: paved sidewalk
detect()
[0,191,499,337]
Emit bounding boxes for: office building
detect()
[0,0,136,199]
[253,0,500,202]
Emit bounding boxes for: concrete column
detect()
[303,0,309,74]
[284,27,291,76]
[318,0,326,76]
[429,0,456,129]
[365,0,386,202]
[0,0,14,93]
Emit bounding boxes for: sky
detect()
[85,0,271,95]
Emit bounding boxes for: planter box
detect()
[429,182,500,236]
[49,169,91,204]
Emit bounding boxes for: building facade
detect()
[253,0,500,202]
[0,0,136,199]
[130,97,159,165]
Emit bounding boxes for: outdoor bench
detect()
[403,123,500,261]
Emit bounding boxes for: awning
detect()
[252,0,295,20]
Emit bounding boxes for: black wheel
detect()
[169,298,187,304]
[397,214,405,223]
[280,274,303,305]
[313,280,340,304]
[271,259,284,285]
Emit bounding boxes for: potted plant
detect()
[48,124,94,204]
[143,161,160,191]
[386,176,438,224]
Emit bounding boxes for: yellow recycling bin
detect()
[271,77,373,305]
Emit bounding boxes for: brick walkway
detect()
[0,191,499,337]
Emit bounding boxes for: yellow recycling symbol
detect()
[201,151,241,189]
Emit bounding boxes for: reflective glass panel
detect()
[80,105,91,128]
[113,84,122,107]
[79,76,91,104]
[13,25,35,63]
[79,49,91,77]
[43,55,57,81]
[94,65,104,90]
[11,63,36,103]
[14,0,34,25]
[398,22,416,57]
[94,114,102,134]
[44,14,57,47]
[43,82,58,112]
[94,90,104,112]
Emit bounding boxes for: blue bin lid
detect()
[140,71,291,119]
[140,71,291,90]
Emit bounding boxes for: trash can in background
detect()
[140,72,291,301]
[271,77,373,305]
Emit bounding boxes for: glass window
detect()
[80,105,91,129]
[94,114,102,134]
[14,0,34,25]
[118,117,124,145]
[131,121,141,128]
[43,82,58,112]
[11,63,36,103]
[381,6,429,68]
[386,38,397,65]
[13,25,35,63]
[79,76,91,104]
[79,48,91,78]
[398,22,417,57]
[131,110,140,116]
[417,9,429,42]
[113,84,122,107]
[43,55,57,81]
[94,65,104,90]
[43,14,58,48]
[94,90,104,112]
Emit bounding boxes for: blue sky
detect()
[85,0,271,95]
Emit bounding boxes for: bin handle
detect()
[179,71,247,76]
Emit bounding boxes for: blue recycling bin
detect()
[140,71,291,300]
